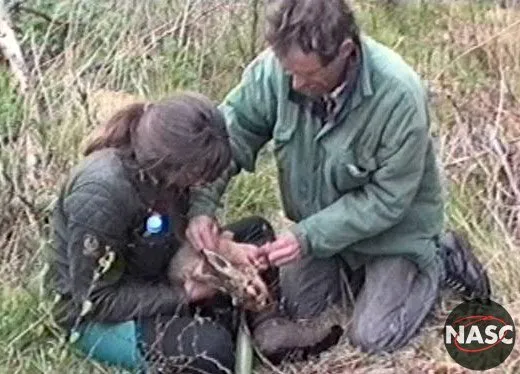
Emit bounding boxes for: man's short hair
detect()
[265,0,360,65]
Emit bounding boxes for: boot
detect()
[248,305,344,365]
[252,316,343,364]
[438,230,491,300]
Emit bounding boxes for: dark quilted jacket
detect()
[46,148,189,329]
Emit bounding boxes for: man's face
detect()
[277,42,352,98]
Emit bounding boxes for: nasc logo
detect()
[444,299,516,370]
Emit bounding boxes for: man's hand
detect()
[247,246,270,271]
[186,215,219,251]
[220,238,261,266]
[259,231,302,267]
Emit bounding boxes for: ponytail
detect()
[83,103,146,156]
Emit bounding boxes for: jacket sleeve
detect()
[64,182,185,323]
[290,100,430,258]
[188,53,277,218]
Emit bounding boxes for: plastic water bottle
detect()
[144,213,164,237]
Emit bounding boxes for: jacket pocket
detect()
[272,102,301,152]
[276,164,299,221]
[332,149,377,192]
[272,120,299,221]
[272,118,297,155]
[126,221,178,279]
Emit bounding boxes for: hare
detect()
[167,230,273,312]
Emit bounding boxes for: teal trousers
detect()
[72,320,145,372]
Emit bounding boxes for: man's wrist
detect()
[288,223,311,257]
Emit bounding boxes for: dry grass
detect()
[0,0,519,373]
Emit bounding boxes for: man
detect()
[186,0,490,357]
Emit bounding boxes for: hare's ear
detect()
[202,249,233,271]
[191,257,220,284]
[220,230,234,240]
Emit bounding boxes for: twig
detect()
[178,0,192,49]
[15,5,68,28]
[230,15,247,62]
[444,137,520,168]
[434,18,520,82]
[339,266,355,310]
[250,0,259,60]
[479,196,517,251]
[253,345,286,374]
[140,2,227,56]
[6,313,48,349]
[1,169,15,203]
[1,167,39,219]
[494,62,506,130]
[489,134,520,200]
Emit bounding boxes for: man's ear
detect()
[338,39,355,59]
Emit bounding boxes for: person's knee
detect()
[244,215,275,242]
[348,317,405,353]
[226,215,275,245]
[189,323,235,373]
[147,318,235,374]
[284,295,337,319]
[280,257,342,318]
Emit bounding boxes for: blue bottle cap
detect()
[146,214,163,234]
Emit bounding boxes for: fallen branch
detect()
[0,0,28,92]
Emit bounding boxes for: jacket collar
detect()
[119,152,189,214]
[349,35,374,110]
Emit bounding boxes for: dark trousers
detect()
[140,216,275,374]
[280,253,444,353]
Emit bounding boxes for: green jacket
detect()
[189,36,444,271]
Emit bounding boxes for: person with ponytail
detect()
[45,92,277,373]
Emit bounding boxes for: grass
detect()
[1,0,520,373]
